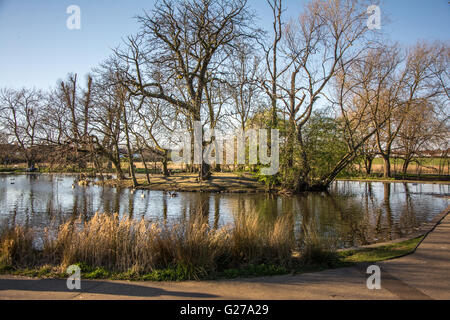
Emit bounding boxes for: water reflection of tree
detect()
[128,190,135,218]
[197,193,210,219]
[182,193,211,224]
[396,183,417,237]
[213,194,220,230]
[310,191,371,248]
[180,194,187,225]
[162,192,168,223]
[113,188,121,215]
[383,183,393,240]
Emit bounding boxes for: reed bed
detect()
[1,212,300,279]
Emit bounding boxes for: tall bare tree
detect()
[269,0,374,190]
[115,0,259,180]
[0,88,44,169]
[259,0,283,128]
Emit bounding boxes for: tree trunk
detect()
[364,157,373,175]
[402,158,411,175]
[199,161,211,181]
[383,155,391,178]
[112,159,125,180]
[122,104,138,188]
[128,159,138,188]
[26,158,35,170]
[113,146,124,180]
[139,150,151,184]
[284,119,296,169]
[162,151,169,177]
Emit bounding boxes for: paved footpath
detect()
[1,213,448,300]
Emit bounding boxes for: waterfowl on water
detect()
[169,191,178,198]
[78,180,90,186]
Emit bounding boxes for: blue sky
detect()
[0,0,449,90]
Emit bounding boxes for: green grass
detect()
[338,236,423,263]
[0,168,26,173]
[371,158,448,166]
[0,262,331,281]
[339,173,450,182]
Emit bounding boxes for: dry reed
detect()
[1,211,297,278]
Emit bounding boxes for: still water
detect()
[0,174,448,249]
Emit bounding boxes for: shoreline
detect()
[1,207,448,283]
[337,178,450,185]
[94,174,271,194]
[2,212,449,300]
[2,172,449,194]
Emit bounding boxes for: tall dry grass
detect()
[297,219,339,266]
[1,211,297,278]
[0,225,35,267]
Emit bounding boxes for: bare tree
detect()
[0,88,44,169]
[131,98,174,177]
[88,69,127,180]
[41,74,94,170]
[369,43,444,177]
[225,42,262,131]
[259,0,283,128]
[269,0,374,190]
[397,99,448,174]
[116,0,259,180]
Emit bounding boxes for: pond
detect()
[0,174,448,249]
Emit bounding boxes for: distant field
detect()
[359,157,449,176]
[371,158,448,166]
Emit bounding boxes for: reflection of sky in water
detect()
[0,175,448,249]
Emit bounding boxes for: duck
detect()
[169,191,178,198]
[78,179,90,187]
[71,183,76,189]
[141,192,146,199]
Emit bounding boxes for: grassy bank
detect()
[0,213,423,281]
[337,236,423,263]
[338,173,450,183]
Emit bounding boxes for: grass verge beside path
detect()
[337,236,423,263]
[0,237,423,282]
